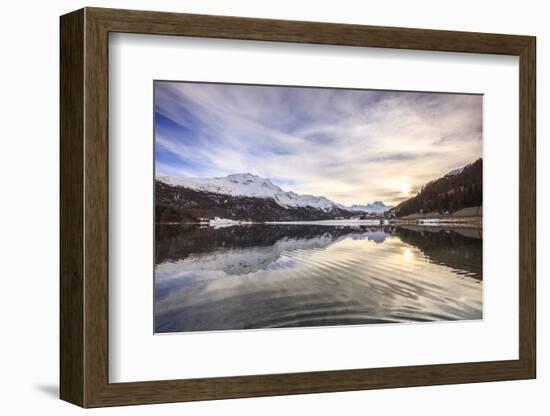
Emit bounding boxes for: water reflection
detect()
[155,224,482,333]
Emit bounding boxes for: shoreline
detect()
[157,217,482,229]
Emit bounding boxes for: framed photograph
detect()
[60,7,536,407]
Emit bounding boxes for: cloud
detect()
[367,151,438,162]
[154,82,482,205]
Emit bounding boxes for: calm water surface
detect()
[155,224,482,333]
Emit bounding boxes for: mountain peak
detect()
[225,173,267,186]
[226,172,259,180]
[157,174,341,211]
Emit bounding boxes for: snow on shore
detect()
[204,218,389,228]
[266,219,388,226]
[204,218,478,228]
[208,217,254,229]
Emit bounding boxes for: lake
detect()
[155,224,482,333]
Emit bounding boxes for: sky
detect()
[154,81,482,206]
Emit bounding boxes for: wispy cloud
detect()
[155,82,482,205]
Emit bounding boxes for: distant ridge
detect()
[348,201,393,214]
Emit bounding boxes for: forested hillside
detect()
[392,158,482,217]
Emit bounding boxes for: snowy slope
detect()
[158,173,340,211]
[158,173,393,214]
[348,201,393,214]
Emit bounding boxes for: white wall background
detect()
[0,1,545,414]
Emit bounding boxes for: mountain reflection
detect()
[395,226,482,280]
[155,224,482,333]
[155,224,482,280]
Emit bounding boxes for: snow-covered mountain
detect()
[158,173,345,212]
[156,173,394,222]
[348,201,393,214]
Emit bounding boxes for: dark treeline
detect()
[393,158,482,217]
[395,227,482,280]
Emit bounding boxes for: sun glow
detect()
[400,178,411,196]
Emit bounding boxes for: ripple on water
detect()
[154,225,482,333]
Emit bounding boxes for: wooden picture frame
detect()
[60,7,536,408]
